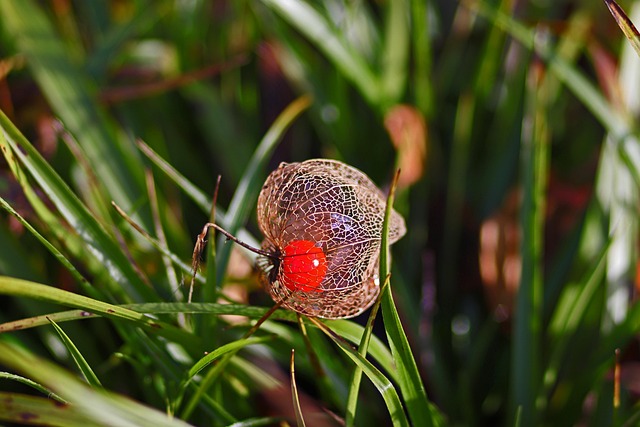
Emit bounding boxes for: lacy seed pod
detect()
[256,159,406,319]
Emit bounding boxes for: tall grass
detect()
[1,1,639,426]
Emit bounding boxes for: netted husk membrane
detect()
[256,159,406,319]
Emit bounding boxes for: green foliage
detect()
[1,1,640,426]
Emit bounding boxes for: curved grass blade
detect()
[324,319,399,384]
[214,95,312,285]
[137,140,213,215]
[48,318,102,388]
[308,317,410,427]
[380,171,436,427]
[0,1,150,227]
[0,110,155,303]
[0,342,194,427]
[604,0,640,58]
[0,196,98,298]
[261,0,380,106]
[290,349,307,427]
[0,391,100,427]
[345,275,387,426]
[0,277,198,349]
[0,372,67,404]
[541,238,611,399]
[467,0,635,144]
[185,336,274,384]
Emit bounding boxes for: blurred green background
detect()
[0,0,639,426]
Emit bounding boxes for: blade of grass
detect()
[380,171,437,427]
[324,319,399,384]
[0,303,297,333]
[0,196,99,298]
[0,1,150,228]
[261,0,380,107]
[48,318,103,388]
[510,59,549,426]
[0,110,155,303]
[213,95,312,287]
[381,0,409,107]
[540,238,611,408]
[308,316,409,427]
[0,342,194,427]
[0,391,101,427]
[137,140,213,214]
[604,0,640,58]
[0,277,198,350]
[185,336,274,384]
[345,275,387,426]
[0,372,67,404]
[290,349,307,427]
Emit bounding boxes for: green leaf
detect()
[604,0,640,58]
[213,95,312,286]
[185,336,274,383]
[310,317,409,427]
[0,391,100,427]
[261,0,381,106]
[0,277,198,350]
[290,349,307,427]
[379,172,437,427]
[0,0,150,227]
[0,109,155,303]
[0,372,67,403]
[48,318,103,388]
[0,342,194,427]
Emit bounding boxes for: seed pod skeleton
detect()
[194,159,406,319]
[255,159,406,319]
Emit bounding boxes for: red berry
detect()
[256,159,407,319]
[280,240,327,293]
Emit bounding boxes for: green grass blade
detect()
[0,1,149,226]
[325,319,399,384]
[214,95,312,286]
[0,341,194,427]
[541,238,611,403]
[309,317,409,427]
[137,140,214,215]
[0,391,101,427]
[0,372,67,403]
[0,277,198,349]
[381,0,409,107]
[604,0,640,58]
[0,196,97,298]
[380,172,436,427]
[185,336,274,382]
[48,318,102,388]
[0,109,154,303]
[510,64,549,426]
[290,349,307,427]
[261,0,381,106]
[345,277,386,426]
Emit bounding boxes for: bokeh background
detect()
[1,1,640,426]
